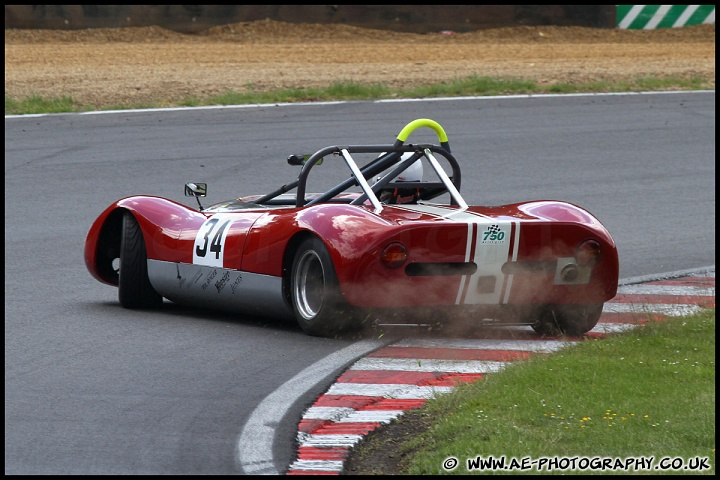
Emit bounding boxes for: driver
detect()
[374,153,424,204]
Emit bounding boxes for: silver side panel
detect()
[147,260,294,321]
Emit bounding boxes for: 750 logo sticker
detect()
[481,224,507,244]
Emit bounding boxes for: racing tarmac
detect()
[286,268,716,475]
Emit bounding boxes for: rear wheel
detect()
[531,303,604,336]
[118,212,163,309]
[291,237,356,336]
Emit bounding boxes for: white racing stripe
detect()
[455,221,474,304]
[397,204,519,306]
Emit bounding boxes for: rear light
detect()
[576,239,601,266]
[381,242,408,268]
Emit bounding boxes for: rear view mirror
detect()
[184,182,207,197]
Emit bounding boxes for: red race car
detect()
[85,118,619,337]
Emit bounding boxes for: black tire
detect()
[290,237,356,336]
[118,212,163,309]
[531,303,604,336]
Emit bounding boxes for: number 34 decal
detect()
[193,214,233,267]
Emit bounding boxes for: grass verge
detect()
[391,309,715,475]
[4,74,711,115]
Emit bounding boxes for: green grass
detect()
[398,309,715,475]
[4,74,711,115]
[5,94,77,115]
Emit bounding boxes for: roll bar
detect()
[253,118,466,211]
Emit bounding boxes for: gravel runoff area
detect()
[4,21,715,109]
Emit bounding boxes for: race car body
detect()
[85,119,619,336]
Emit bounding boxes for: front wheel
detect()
[531,303,604,336]
[118,211,163,309]
[290,237,357,337]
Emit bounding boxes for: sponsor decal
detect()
[230,274,243,294]
[201,269,218,291]
[215,271,231,293]
[481,224,506,244]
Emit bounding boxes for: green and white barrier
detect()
[617,5,715,29]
